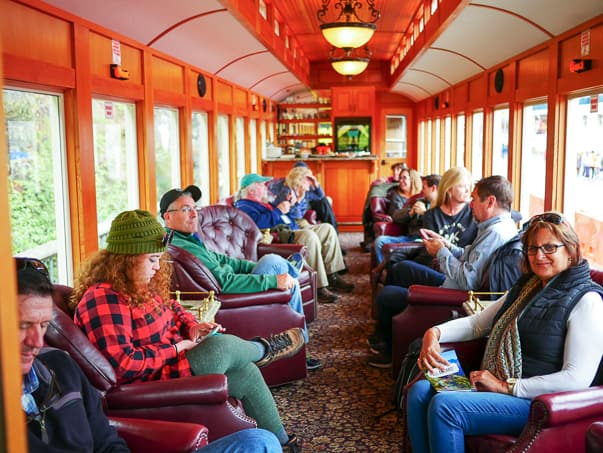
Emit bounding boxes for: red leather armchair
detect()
[400,337,603,453]
[372,192,424,239]
[169,204,318,386]
[46,284,257,442]
[392,269,603,378]
[586,421,603,453]
[196,204,317,323]
[110,417,208,452]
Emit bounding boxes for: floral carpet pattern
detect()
[272,232,402,452]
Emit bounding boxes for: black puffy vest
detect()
[493,260,603,378]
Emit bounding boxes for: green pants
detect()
[186,334,283,435]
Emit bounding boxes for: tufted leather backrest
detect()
[196,205,263,262]
[45,284,117,392]
[168,245,222,293]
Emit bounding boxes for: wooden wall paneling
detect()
[138,50,156,214]
[68,23,97,264]
[509,101,523,205]
[322,160,373,226]
[190,70,213,103]
[0,25,28,453]
[483,105,493,175]
[467,74,486,109]
[215,79,234,108]
[557,22,603,94]
[151,55,185,94]
[89,32,142,85]
[452,83,468,112]
[2,1,72,68]
[547,40,566,213]
[515,48,549,101]
[181,67,193,187]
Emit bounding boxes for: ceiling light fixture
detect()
[330,46,371,77]
[317,0,380,49]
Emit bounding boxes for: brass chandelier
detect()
[317,0,380,76]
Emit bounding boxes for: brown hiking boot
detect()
[253,328,304,368]
[317,287,339,303]
[328,273,355,293]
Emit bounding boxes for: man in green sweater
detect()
[160,185,320,371]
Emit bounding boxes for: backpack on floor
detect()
[392,337,423,411]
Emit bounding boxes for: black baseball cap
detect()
[159,185,202,218]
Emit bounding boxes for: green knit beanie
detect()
[106,209,167,255]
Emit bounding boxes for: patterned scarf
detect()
[21,366,40,416]
[481,275,542,380]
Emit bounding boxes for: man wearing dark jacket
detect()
[16,260,285,452]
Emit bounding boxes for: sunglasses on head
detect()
[162,229,174,247]
[15,257,51,281]
[528,212,565,226]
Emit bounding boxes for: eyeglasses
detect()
[162,229,174,247]
[15,257,51,281]
[528,212,565,226]
[166,206,197,215]
[525,243,566,256]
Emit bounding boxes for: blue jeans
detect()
[374,234,416,264]
[406,379,531,453]
[251,254,307,343]
[198,428,281,452]
[389,259,445,288]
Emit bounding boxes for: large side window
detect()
[154,107,181,204]
[565,92,603,268]
[192,111,210,206]
[519,103,547,221]
[217,113,231,199]
[492,107,509,178]
[92,99,139,247]
[471,111,484,180]
[456,114,465,167]
[235,116,246,186]
[384,115,407,159]
[249,118,258,173]
[4,88,71,283]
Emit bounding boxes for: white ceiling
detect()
[44,0,603,102]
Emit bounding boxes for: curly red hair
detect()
[70,250,173,310]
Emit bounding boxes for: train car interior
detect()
[2,0,603,451]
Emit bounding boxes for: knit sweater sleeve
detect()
[172,231,277,293]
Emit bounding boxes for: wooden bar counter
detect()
[262,156,378,231]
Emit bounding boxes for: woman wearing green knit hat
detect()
[71,209,304,451]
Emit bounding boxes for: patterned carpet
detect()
[272,232,403,452]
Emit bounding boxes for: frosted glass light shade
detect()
[321,23,376,49]
[331,58,369,76]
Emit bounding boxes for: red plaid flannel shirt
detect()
[74,283,198,384]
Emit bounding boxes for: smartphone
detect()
[206,325,221,337]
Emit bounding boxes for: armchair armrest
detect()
[533,387,603,427]
[407,285,469,306]
[110,417,208,453]
[304,209,318,224]
[217,290,291,309]
[373,213,393,223]
[374,221,403,237]
[383,241,424,256]
[105,374,228,409]
[258,243,307,259]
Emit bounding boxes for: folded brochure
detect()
[424,349,474,392]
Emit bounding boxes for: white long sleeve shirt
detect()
[437,291,603,399]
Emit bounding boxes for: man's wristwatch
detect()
[506,378,518,395]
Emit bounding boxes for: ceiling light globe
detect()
[321,23,376,49]
[331,58,369,76]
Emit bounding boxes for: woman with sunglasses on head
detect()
[407,212,603,453]
[71,209,304,452]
